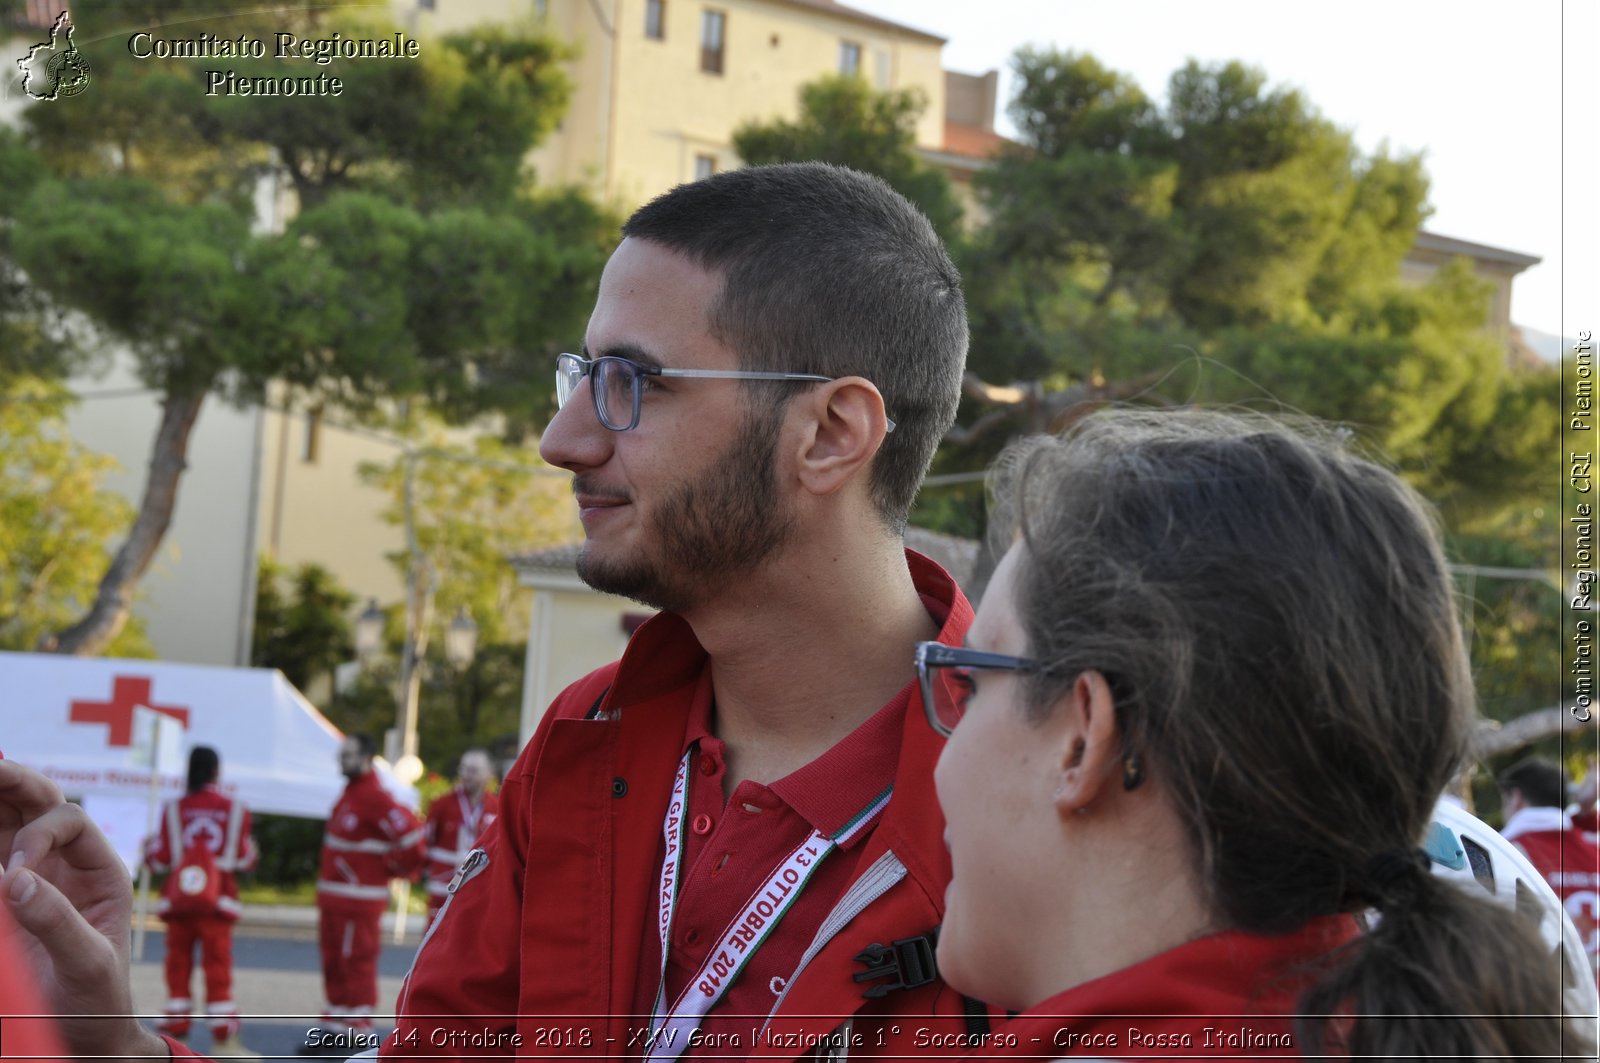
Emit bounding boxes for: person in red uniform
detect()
[0,162,981,1063]
[1573,760,1600,845]
[314,734,424,1044]
[385,163,980,1060]
[1499,756,1600,977]
[929,412,1583,1059]
[420,749,497,929]
[143,745,258,1053]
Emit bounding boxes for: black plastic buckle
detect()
[852,931,939,999]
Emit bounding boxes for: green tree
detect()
[0,377,152,657]
[0,4,611,655]
[250,558,356,692]
[341,422,577,767]
[733,74,963,241]
[950,50,1532,514]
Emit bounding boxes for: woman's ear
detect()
[1051,670,1122,817]
[793,378,891,498]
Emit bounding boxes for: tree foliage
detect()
[946,49,1554,528]
[357,424,577,650]
[733,74,963,242]
[251,558,355,693]
[325,422,577,769]
[933,47,1575,760]
[0,377,152,656]
[0,2,614,654]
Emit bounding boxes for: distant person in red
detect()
[420,749,498,930]
[1572,758,1599,845]
[1499,756,1600,977]
[143,745,258,1054]
[313,734,424,1044]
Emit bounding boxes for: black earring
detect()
[1122,755,1144,792]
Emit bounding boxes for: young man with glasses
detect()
[0,163,978,1063]
[385,161,981,1059]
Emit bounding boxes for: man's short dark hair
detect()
[186,745,219,794]
[348,732,378,759]
[1499,756,1567,810]
[622,162,968,532]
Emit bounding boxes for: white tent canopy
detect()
[1,651,417,818]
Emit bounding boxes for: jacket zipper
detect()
[393,847,490,1022]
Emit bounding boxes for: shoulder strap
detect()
[220,798,246,870]
[165,799,184,855]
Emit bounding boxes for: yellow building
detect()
[401,0,1001,209]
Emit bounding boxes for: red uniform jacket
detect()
[0,900,70,1060]
[1503,806,1600,973]
[1574,807,1600,848]
[423,786,500,902]
[143,784,257,920]
[971,916,1359,1059]
[317,771,426,912]
[385,551,983,1061]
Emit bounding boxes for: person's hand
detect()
[0,759,169,1061]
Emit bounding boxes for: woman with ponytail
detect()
[923,409,1590,1059]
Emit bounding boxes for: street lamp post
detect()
[445,606,479,737]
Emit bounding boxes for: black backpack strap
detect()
[852,926,998,1038]
[852,929,940,999]
[962,993,991,1038]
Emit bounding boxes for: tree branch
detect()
[1471,706,1597,761]
[41,388,209,655]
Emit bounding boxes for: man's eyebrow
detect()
[587,341,663,369]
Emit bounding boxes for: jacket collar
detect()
[1503,805,1573,838]
[598,548,973,896]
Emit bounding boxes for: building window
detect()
[694,154,716,181]
[533,0,547,17]
[645,0,665,39]
[700,10,725,75]
[301,406,323,464]
[839,40,861,76]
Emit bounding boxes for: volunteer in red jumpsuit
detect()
[142,745,257,1053]
[420,748,497,929]
[314,734,424,1040]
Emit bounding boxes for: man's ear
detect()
[793,377,891,498]
[1051,670,1122,817]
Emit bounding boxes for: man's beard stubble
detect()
[575,406,796,614]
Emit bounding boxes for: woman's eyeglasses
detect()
[914,641,1039,737]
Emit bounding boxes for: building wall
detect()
[518,574,649,738]
[253,403,408,610]
[424,0,946,207]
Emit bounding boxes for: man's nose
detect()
[539,377,613,471]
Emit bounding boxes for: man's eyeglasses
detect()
[555,353,895,433]
[915,641,1039,737]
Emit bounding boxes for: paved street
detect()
[130,923,419,1060]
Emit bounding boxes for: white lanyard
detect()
[457,791,483,844]
[646,748,892,1062]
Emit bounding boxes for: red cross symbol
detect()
[69,676,190,747]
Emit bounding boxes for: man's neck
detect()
[685,538,939,791]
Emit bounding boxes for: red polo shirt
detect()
[629,631,927,1052]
